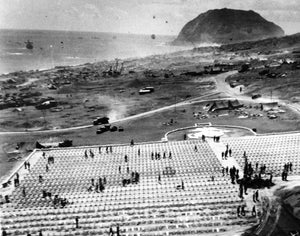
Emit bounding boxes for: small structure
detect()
[139,87,154,95]
[261,102,279,112]
[35,100,57,110]
[228,100,243,109]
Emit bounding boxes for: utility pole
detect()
[174,95,177,114]
[271,89,273,101]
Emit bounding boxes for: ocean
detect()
[0,29,187,74]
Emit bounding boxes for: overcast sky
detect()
[0,0,299,35]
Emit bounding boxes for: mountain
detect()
[173,8,284,45]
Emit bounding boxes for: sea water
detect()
[0,29,187,74]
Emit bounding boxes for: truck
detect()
[93,116,109,125]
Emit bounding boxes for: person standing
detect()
[252,205,256,217]
[75,216,79,228]
[255,190,259,202]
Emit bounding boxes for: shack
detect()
[261,102,279,112]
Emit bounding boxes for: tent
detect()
[208,101,228,112]
[262,102,279,112]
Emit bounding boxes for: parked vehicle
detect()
[93,116,109,125]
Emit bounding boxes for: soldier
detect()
[109,227,113,236]
[239,184,244,199]
[252,205,256,217]
[255,190,259,202]
[46,164,49,172]
[99,146,101,154]
[75,216,79,228]
[244,182,248,195]
[169,151,172,158]
[229,149,232,157]
[119,166,121,173]
[22,187,26,197]
[241,205,246,216]
[289,162,293,172]
[194,145,198,152]
[222,152,225,160]
[138,149,140,156]
[124,155,128,162]
[130,139,134,146]
[116,224,120,236]
[237,206,240,217]
[225,150,228,158]
[39,175,43,183]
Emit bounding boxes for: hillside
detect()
[173,8,284,45]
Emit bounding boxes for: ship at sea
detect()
[25,40,33,49]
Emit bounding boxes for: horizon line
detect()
[0,27,178,37]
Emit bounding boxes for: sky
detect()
[0,0,299,35]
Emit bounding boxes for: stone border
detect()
[164,123,257,141]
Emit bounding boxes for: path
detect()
[207,139,243,176]
[214,70,300,115]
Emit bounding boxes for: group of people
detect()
[212,136,220,142]
[99,146,113,154]
[53,195,69,208]
[84,149,95,158]
[237,205,257,217]
[13,173,20,187]
[176,180,185,190]
[221,144,232,160]
[151,151,172,160]
[229,165,239,184]
[109,225,121,236]
[24,161,31,170]
[122,172,140,187]
[282,162,293,181]
[88,177,107,192]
